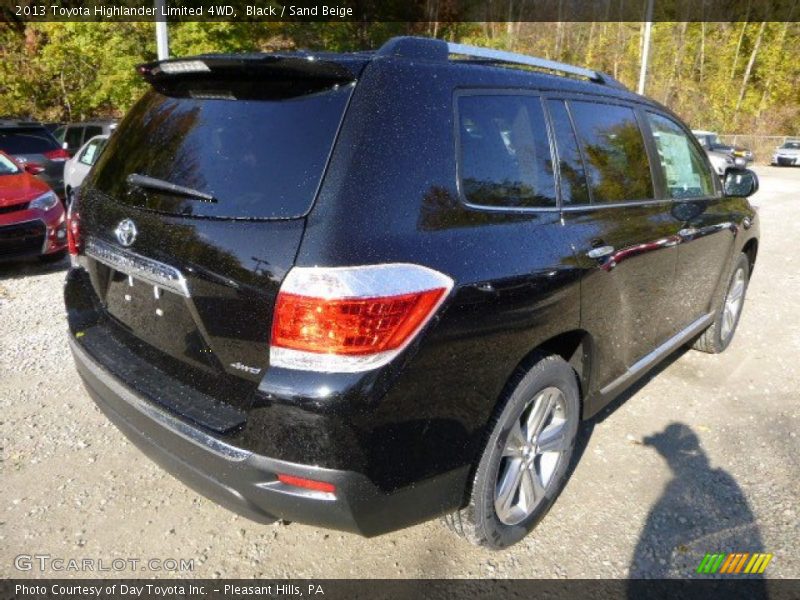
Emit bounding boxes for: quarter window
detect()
[568,101,654,203]
[647,113,715,199]
[458,95,556,209]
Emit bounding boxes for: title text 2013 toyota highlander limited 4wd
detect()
[64,37,760,549]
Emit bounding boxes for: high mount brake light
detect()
[270,264,453,373]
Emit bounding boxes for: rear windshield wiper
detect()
[126,173,217,203]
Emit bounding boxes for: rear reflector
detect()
[277,474,336,494]
[270,264,453,373]
[66,206,81,256]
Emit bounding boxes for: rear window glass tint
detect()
[0,128,59,154]
[458,94,556,209]
[90,83,353,219]
[568,101,654,203]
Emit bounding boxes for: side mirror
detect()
[724,168,758,198]
[24,162,45,175]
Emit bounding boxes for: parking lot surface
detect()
[1,167,798,579]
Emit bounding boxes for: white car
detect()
[772,140,800,166]
[63,134,108,205]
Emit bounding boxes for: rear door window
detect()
[0,128,59,154]
[457,94,556,209]
[568,101,654,203]
[90,82,354,220]
[647,113,715,199]
[546,99,590,205]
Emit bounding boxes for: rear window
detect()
[0,127,59,155]
[90,82,353,219]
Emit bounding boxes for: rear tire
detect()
[692,253,750,354]
[443,354,580,549]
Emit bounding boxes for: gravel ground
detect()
[1,167,798,579]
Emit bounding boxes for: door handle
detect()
[586,245,615,260]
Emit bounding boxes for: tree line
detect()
[0,21,797,134]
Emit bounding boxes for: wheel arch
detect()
[742,237,758,274]
[498,329,595,421]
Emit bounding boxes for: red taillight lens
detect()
[277,474,336,494]
[66,208,81,256]
[269,264,453,372]
[43,148,70,161]
[272,289,445,356]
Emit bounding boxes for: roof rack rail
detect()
[377,37,627,90]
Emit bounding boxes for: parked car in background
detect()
[0,121,70,200]
[706,149,745,178]
[54,120,117,156]
[692,129,754,163]
[771,140,800,166]
[0,150,67,262]
[63,135,109,205]
[65,38,760,549]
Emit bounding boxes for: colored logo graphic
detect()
[696,552,773,574]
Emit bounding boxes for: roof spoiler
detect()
[137,54,361,85]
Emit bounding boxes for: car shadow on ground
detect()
[0,254,69,281]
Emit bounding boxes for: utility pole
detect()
[637,0,654,95]
[155,0,169,60]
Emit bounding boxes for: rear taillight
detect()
[270,264,453,372]
[66,206,81,256]
[43,148,70,161]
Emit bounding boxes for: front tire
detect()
[693,252,750,354]
[443,354,580,549]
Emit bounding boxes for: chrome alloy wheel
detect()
[494,386,571,526]
[720,267,746,342]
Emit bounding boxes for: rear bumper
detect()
[69,333,467,537]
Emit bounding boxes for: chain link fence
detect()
[717,135,799,165]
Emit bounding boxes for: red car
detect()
[0,150,67,262]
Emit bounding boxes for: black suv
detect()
[64,37,759,549]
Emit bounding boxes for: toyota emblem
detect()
[114,219,138,247]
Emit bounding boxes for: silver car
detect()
[772,140,800,166]
[63,135,108,205]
